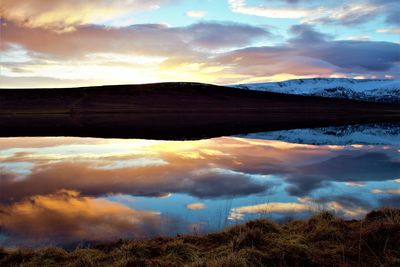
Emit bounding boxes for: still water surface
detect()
[1,124,399,247]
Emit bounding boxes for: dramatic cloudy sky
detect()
[1,0,399,87]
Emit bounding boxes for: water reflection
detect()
[239,123,400,145]
[1,131,399,247]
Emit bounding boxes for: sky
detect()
[0,0,399,88]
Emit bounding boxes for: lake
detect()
[1,123,399,248]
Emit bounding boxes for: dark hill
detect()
[1,82,399,139]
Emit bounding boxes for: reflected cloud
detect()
[1,134,399,246]
[230,194,373,221]
[0,161,270,202]
[372,188,400,195]
[1,137,399,202]
[0,190,161,246]
[0,137,107,150]
[286,152,400,196]
[311,195,372,218]
[344,182,366,187]
[186,203,206,210]
[229,202,310,220]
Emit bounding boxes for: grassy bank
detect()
[1,208,399,267]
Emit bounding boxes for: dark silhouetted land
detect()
[1,208,399,267]
[1,82,400,139]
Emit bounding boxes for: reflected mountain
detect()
[237,123,400,145]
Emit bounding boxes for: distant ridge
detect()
[229,78,400,103]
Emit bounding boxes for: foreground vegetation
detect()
[1,208,399,267]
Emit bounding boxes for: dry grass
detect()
[1,208,399,267]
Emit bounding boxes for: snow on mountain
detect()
[228,78,400,103]
[236,123,400,146]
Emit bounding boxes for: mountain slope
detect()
[229,78,400,103]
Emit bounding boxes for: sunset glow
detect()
[1,0,399,88]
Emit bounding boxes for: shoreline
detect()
[1,208,399,267]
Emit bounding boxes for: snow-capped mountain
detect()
[229,78,400,103]
[237,123,400,146]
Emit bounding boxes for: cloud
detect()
[323,201,369,218]
[0,154,271,202]
[306,2,379,26]
[293,37,400,72]
[229,0,311,19]
[311,194,372,218]
[3,137,400,202]
[369,0,400,26]
[0,190,161,246]
[229,0,376,24]
[347,36,370,41]
[229,202,310,220]
[210,24,400,83]
[183,22,269,50]
[229,196,371,221]
[0,137,106,150]
[377,28,400,35]
[230,0,399,26]
[1,19,271,86]
[1,136,399,241]
[186,10,207,18]
[1,20,268,57]
[344,182,366,187]
[186,203,206,210]
[289,23,331,43]
[0,0,173,32]
[0,75,95,89]
[2,16,399,86]
[302,153,400,181]
[0,138,328,202]
[286,152,400,196]
[371,188,400,195]
[292,24,400,72]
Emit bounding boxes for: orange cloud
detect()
[186,203,206,210]
[0,137,106,150]
[0,190,161,246]
[1,0,172,31]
